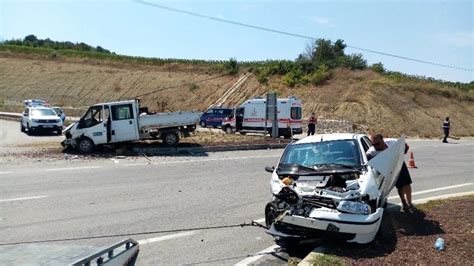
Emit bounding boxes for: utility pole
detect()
[266,92,278,138]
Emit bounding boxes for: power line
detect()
[134,0,473,72]
[0,221,266,246]
[133,73,228,98]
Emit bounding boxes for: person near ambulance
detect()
[366,133,415,212]
[307,113,317,136]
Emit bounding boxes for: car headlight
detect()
[31,119,40,123]
[56,119,62,123]
[337,200,370,215]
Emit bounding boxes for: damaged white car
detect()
[264,133,405,244]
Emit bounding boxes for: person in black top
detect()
[442,117,450,143]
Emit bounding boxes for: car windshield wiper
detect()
[311,163,358,169]
[276,164,320,175]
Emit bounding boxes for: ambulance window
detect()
[291,107,302,119]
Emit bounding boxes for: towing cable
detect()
[0,221,268,246]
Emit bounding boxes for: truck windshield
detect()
[80,105,103,128]
[280,140,361,168]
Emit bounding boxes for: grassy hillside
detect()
[0,49,473,138]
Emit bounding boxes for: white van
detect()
[221,96,303,138]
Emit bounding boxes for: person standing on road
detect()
[307,113,317,136]
[366,134,414,212]
[442,117,450,143]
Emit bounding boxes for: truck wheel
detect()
[163,132,179,146]
[20,123,25,133]
[224,126,233,134]
[77,138,95,153]
[200,121,207,128]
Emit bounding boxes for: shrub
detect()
[308,65,331,85]
[283,69,307,87]
[189,83,199,92]
[225,58,239,75]
[341,53,367,70]
[370,62,385,74]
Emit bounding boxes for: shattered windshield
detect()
[280,140,362,168]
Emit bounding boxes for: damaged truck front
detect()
[62,99,200,153]
[264,133,405,245]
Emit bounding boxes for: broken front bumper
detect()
[267,207,384,244]
[61,138,77,147]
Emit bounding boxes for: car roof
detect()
[294,133,366,144]
[28,105,53,110]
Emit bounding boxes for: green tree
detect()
[370,62,385,73]
[225,58,239,75]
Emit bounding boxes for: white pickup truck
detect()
[62,99,200,153]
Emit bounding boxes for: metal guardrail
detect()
[71,238,139,266]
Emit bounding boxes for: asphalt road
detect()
[0,119,473,265]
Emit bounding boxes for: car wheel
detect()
[200,121,207,128]
[224,126,233,134]
[77,138,95,153]
[26,123,33,135]
[265,202,279,228]
[20,123,25,132]
[163,132,179,146]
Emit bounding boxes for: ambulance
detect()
[221,96,303,138]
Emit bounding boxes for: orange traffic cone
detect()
[407,152,418,168]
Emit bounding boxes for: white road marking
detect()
[124,163,150,167]
[137,231,198,245]
[411,191,474,204]
[388,183,474,200]
[235,244,281,265]
[123,155,279,167]
[0,195,49,203]
[253,218,265,224]
[45,166,102,172]
[111,158,119,164]
[0,171,13,175]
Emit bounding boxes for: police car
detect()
[199,107,233,128]
[21,105,63,135]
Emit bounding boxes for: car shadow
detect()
[22,131,62,137]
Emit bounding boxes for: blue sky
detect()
[1,0,472,82]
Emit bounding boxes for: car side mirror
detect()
[265,166,275,173]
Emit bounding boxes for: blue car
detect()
[200,107,233,128]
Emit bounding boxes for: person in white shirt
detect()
[366,134,414,212]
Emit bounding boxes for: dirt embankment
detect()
[1,53,473,137]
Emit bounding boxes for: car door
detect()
[110,103,139,142]
[77,105,108,145]
[22,108,29,127]
[367,136,406,203]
